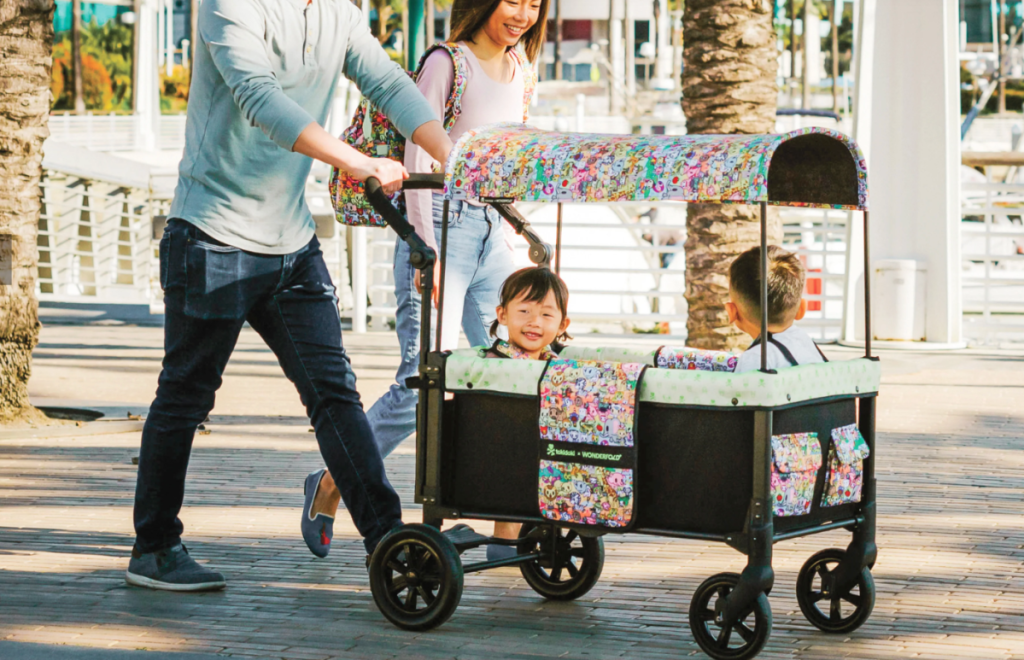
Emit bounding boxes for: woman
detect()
[301,0,548,561]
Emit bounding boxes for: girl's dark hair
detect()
[490,267,572,342]
[449,0,550,63]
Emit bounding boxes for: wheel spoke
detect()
[843,592,863,608]
[700,608,716,622]
[816,564,830,586]
[564,530,578,544]
[404,587,417,610]
[830,598,843,622]
[551,563,564,582]
[565,561,579,578]
[716,624,733,649]
[387,560,406,574]
[388,576,408,596]
[570,548,587,558]
[421,573,442,586]
[808,590,827,604]
[417,585,435,606]
[715,585,729,599]
[735,622,756,644]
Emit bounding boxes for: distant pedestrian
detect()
[127,0,452,591]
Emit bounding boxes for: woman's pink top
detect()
[405,43,525,252]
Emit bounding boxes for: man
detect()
[126,0,452,591]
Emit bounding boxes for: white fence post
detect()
[351,225,368,333]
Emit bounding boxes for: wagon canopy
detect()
[442,124,868,211]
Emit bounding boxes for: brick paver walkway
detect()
[1,324,1023,659]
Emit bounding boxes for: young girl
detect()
[301,0,550,559]
[484,267,572,559]
[486,267,572,361]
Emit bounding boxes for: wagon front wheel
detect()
[517,523,604,601]
[368,524,463,631]
[688,572,772,660]
[796,548,875,633]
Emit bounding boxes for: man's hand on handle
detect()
[291,121,408,194]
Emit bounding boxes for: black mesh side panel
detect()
[444,393,539,516]
[441,392,862,535]
[634,406,755,533]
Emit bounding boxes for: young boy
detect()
[726,246,827,373]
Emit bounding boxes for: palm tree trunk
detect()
[682,0,780,350]
[0,0,52,422]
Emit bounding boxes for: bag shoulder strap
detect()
[416,42,470,133]
[509,46,536,122]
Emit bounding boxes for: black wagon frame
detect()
[360,130,878,659]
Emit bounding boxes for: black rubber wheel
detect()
[368,524,463,631]
[688,572,772,660]
[796,548,875,634]
[517,523,604,601]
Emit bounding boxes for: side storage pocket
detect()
[770,432,822,517]
[821,424,871,507]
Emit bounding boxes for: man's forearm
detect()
[410,120,453,169]
[292,121,373,173]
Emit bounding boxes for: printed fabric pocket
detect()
[821,424,871,507]
[770,432,822,517]
[537,358,646,529]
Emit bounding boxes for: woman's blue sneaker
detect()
[301,469,334,558]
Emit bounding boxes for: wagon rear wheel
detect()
[796,548,875,633]
[368,524,463,631]
[688,572,772,660]
[517,523,603,601]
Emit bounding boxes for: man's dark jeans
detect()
[133,219,402,555]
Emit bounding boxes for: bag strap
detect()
[416,42,470,133]
[509,46,537,122]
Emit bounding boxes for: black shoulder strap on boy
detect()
[813,341,830,363]
[749,333,798,367]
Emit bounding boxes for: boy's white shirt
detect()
[734,326,825,373]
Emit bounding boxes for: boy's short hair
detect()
[729,246,806,325]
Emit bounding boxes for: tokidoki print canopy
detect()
[442,123,868,211]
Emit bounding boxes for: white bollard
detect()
[872,259,926,341]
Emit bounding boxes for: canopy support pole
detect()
[436,199,450,352]
[759,202,769,374]
[555,203,563,274]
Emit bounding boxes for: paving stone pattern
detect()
[1,326,1023,659]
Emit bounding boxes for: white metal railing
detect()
[47,113,189,152]
[39,145,355,315]
[361,203,847,340]
[960,174,1024,340]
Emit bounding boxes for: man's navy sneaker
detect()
[125,544,225,592]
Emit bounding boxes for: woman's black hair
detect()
[490,267,572,343]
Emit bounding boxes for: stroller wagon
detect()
[360,124,879,660]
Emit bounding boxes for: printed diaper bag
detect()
[655,346,738,372]
[538,358,645,529]
[821,424,871,507]
[770,432,822,517]
[330,44,536,228]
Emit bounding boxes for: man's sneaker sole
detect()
[125,569,226,592]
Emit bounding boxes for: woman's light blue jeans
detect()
[366,195,516,458]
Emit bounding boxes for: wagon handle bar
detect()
[364,175,443,271]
